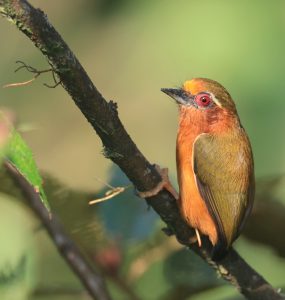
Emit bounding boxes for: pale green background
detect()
[1,1,285,299]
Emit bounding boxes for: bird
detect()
[161,78,255,259]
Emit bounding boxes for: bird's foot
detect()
[136,164,179,200]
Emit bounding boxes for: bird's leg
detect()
[195,229,202,247]
[136,164,179,200]
[186,229,202,247]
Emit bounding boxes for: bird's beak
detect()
[161,88,193,106]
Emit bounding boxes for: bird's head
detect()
[161,78,237,113]
[161,78,239,131]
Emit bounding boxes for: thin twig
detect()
[3,77,37,88]
[4,161,112,300]
[89,182,132,205]
[3,60,61,88]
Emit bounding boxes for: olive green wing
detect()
[193,132,254,251]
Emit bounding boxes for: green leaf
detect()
[6,129,50,212]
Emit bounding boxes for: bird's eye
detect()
[194,93,212,107]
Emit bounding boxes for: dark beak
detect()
[161,88,192,105]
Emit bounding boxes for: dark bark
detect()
[0,1,284,299]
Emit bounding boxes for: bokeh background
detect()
[1,1,285,299]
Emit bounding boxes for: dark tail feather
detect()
[211,237,228,261]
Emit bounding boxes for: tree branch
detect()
[4,162,112,300]
[0,1,284,299]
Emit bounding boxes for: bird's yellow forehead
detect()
[182,79,207,95]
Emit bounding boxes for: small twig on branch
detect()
[89,178,132,205]
[89,187,126,205]
[0,1,284,299]
[3,60,61,88]
[4,161,112,300]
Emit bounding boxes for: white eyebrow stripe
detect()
[209,92,223,108]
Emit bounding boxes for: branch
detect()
[0,1,284,299]
[4,162,112,300]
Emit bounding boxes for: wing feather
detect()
[193,131,254,249]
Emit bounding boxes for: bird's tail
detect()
[211,236,228,261]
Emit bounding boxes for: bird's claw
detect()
[136,164,179,200]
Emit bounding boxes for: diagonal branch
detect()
[0,1,284,299]
[4,162,112,300]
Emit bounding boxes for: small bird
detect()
[161,78,255,259]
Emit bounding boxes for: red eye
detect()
[195,93,212,107]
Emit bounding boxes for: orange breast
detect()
[176,110,218,245]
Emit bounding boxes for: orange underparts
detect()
[176,107,218,246]
[177,141,218,246]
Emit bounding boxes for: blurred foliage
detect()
[0,193,37,300]
[98,165,158,245]
[243,175,285,257]
[89,0,140,17]
[1,1,285,299]
[164,249,222,291]
[2,164,285,299]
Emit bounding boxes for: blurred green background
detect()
[1,1,285,299]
